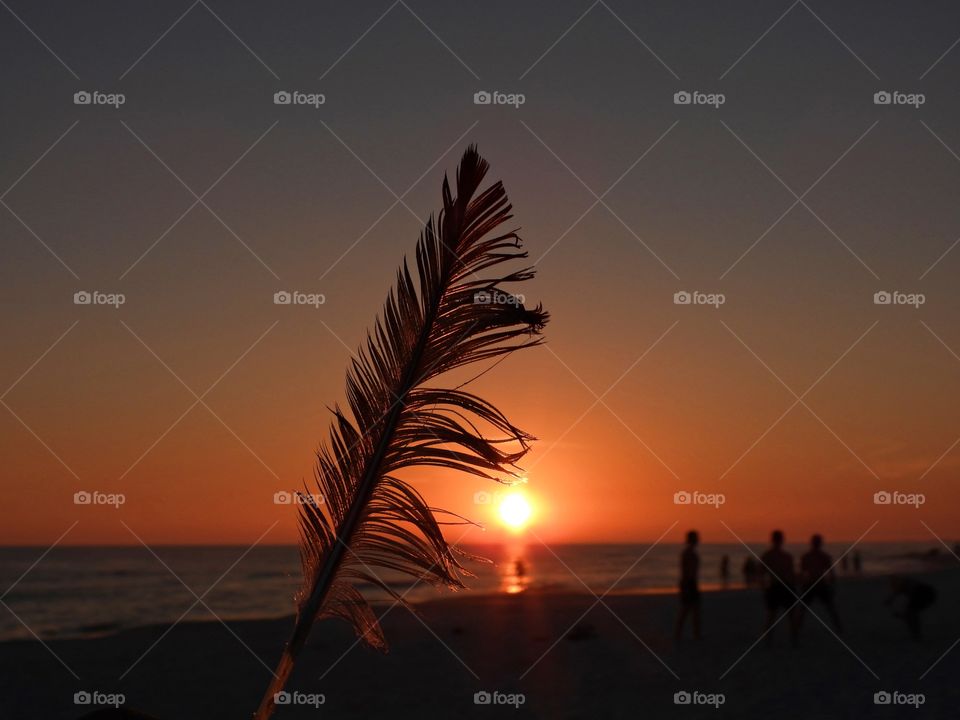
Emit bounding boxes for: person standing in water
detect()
[760,530,798,647]
[675,530,701,640]
[797,534,843,634]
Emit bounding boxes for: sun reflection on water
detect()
[498,543,532,594]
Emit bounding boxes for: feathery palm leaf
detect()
[254,145,548,719]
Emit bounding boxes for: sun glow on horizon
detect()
[498,492,533,531]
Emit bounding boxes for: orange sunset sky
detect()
[3,2,960,547]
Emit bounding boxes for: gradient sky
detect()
[2,0,960,546]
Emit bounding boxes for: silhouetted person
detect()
[720,554,730,588]
[675,530,701,640]
[743,556,757,586]
[514,559,526,578]
[760,530,798,646]
[886,576,936,640]
[852,550,862,575]
[797,534,843,634]
[841,555,848,574]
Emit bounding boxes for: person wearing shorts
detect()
[797,534,843,634]
[760,530,798,646]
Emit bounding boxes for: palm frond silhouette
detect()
[254,146,548,719]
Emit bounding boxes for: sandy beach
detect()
[3,567,957,719]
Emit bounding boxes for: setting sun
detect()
[498,492,533,531]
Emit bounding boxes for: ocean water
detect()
[0,542,951,642]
